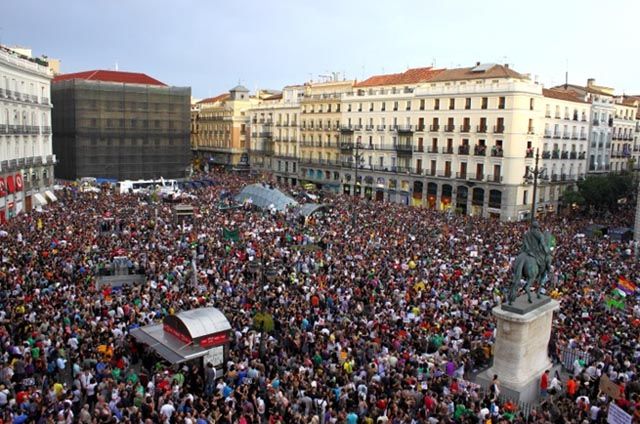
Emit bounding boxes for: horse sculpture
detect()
[507,231,553,305]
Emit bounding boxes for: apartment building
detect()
[299,79,354,191]
[191,85,257,168]
[0,45,55,223]
[610,99,637,172]
[539,89,590,211]
[553,79,616,173]
[248,85,303,186]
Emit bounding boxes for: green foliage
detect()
[575,173,635,210]
[560,187,585,206]
[253,312,274,333]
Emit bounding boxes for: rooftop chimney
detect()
[504,63,509,68]
[476,61,480,66]
[587,78,595,87]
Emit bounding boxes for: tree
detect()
[560,187,585,207]
[575,173,634,210]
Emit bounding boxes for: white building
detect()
[610,99,637,172]
[0,45,55,223]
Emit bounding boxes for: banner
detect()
[607,403,631,424]
[223,227,239,242]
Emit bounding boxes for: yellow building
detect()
[191,85,258,168]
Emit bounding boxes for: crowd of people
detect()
[0,170,638,424]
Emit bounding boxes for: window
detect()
[498,97,506,109]
[406,101,411,111]
[530,98,534,111]
[393,101,398,111]
[381,102,386,111]
[465,98,471,109]
[434,99,440,110]
[419,99,425,111]
[481,97,488,109]
[449,98,455,110]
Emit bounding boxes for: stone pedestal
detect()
[477,295,559,403]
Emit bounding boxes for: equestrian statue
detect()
[507,221,554,305]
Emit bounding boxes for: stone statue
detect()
[507,221,554,304]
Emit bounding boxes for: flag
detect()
[223,227,239,242]
[606,297,625,310]
[36,218,43,230]
[617,276,637,295]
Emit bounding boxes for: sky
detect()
[3,0,640,99]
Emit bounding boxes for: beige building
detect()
[299,79,354,190]
[246,65,639,221]
[248,85,303,185]
[191,85,258,168]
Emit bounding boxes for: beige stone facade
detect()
[191,86,258,168]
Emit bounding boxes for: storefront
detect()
[131,307,232,376]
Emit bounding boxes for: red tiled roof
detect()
[429,64,526,82]
[355,67,444,87]
[542,88,587,103]
[53,70,166,86]
[197,93,230,104]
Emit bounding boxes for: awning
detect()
[33,193,47,206]
[130,324,212,364]
[45,190,58,202]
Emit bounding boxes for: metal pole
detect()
[530,148,539,223]
[352,142,358,226]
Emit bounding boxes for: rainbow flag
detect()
[617,276,637,295]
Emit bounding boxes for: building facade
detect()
[52,70,191,180]
[248,66,639,221]
[0,45,55,223]
[249,85,303,185]
[191,86,258,169]
[610,99,637,172]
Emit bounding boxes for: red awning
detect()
[0,178,5,197]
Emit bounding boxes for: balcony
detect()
[443,124,455,132]
[562,134,570,140]
[388,125,398,132]
[340,142,354,152]
[551,174,558,182]
[527,127,535,134]
[561,151,569,159]
[365,125,374,131]
[395,144,414,155]
[542,151,551,159]
[580,135,587,140]
[353,124,363,131]
[553,133,561,139]
[544,131,552,138]
[493,125,505,134]
[525,149,534,158]
[477,125,488,133]
[460,125,471,133]
[428,146,439,153]
[487,175,503,183]
[593,119,600,126]
[416,125,426,132]
[376,125,386,131]
[561,174,567,181]
[473,146,486,156]
[0,125,6,135]
[397,125,414,133]
[442,146,454,154]
[429,124,440,132]
[490,147,503,157]
[340,125,354,133]
[456,172,468,180]
[458,145,470,155]
[259,131,273,138]
[0,88,4,98]
[471,173,484,181]
[437,170,452,178]
[551,150,560,159]
[569,151,577,159]
[571,134,578,140]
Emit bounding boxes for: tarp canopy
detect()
[235,184,298,211]
[33,193,47,206]
[297,203,330,217]
[130,324,212,364]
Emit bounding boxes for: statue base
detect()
[476,295,559,403]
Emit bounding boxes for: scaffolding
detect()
[52,79,191,180]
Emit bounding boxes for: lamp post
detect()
[352,141,364,226]
[524,148,546,223]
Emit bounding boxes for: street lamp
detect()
[523,148,547,223]
[352,141,364,226]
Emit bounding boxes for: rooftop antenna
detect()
[564,58,568,89]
